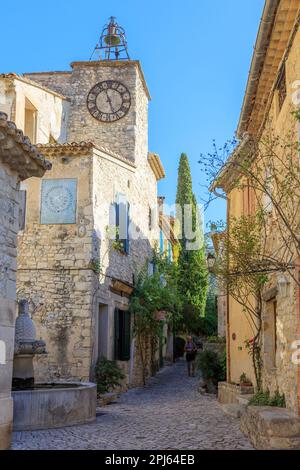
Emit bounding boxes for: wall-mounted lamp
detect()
[206,252,216,272]
[277,274,290,298]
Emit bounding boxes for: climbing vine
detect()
[128,251,182,384]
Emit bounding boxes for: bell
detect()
[104,17,121,46]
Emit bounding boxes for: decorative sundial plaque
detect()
[40,179,77,224]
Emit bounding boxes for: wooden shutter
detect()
[122,311,131,361]
[114,308,120,360]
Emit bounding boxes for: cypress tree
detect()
[176,153,208,320]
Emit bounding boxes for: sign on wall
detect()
[40,179,77,224]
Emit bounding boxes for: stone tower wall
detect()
[17,153,95,382]
[0,162,19,449]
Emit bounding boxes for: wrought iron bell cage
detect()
[90,16,130,61]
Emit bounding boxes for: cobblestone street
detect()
[12,361,253,450]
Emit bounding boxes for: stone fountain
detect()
[12,300,96,431]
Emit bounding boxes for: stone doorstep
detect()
[240,406,300,450]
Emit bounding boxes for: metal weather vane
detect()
[90,16,130,61]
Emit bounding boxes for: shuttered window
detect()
[114,308,131,361]
[160,229,164,254]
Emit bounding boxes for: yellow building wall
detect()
[227,26,300,405]
[227,185,256,385]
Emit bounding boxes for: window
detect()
[24,98,37,143]
[115,193,130,254]
[148,261,154,276]
[114,308,131,361]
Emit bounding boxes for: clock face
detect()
[87,80,131,122]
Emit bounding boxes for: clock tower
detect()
[66,17,150,163]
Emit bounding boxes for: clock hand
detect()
[105,90,115,113]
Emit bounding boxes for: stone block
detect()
[240,406,300,449]
[12,382,96,430]
[0,421,12,450]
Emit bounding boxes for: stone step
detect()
[221,404,247,418]
[240,406,300,449]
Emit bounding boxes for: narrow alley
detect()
[12,361,253,450]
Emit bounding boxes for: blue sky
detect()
[1,0,264,228]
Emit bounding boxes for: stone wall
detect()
[0,76,70,144]
[23,72,73,98]
[90,144,159,385]
[0,161,19,449]
[17,144,160,386]
[257,26,300,414]
[17,152,95,382]
[66,61,147,163]
[16,59,162,389]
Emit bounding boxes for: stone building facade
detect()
[0,56,166,387]
[210,0,300,415]
[0,112,49,449]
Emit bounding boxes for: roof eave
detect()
[236,0,280,138]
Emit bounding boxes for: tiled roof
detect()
[0,112,51,179]
[37,141,136,167]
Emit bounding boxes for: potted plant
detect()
[239,373,253,393]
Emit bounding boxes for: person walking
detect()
[184,335,197,377]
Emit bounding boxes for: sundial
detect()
[40,179,77,224]
[45,185,73,213]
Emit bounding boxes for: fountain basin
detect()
[12,382,96,431]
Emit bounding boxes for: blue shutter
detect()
[115,193,129,254]
[125,202,130,254]
[160,229,164,254]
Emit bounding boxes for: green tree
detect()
[176,153,208,325]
